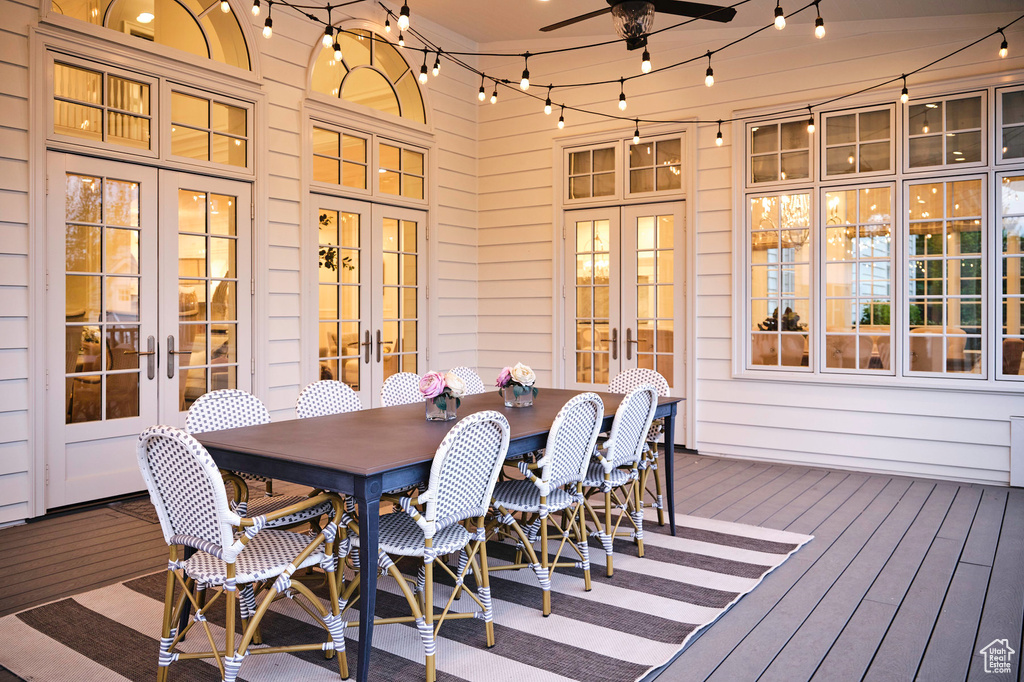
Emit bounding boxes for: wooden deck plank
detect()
[732,469,833,527]
[968,489,1024,681]
[676,462,774,515]
[703,478,913,682]
[959,487,1007,567]
[756,481,936,681]
[690,465,790,519]
[916,561,991,681]
[807,599,897,682]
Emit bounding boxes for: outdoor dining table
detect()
[195,387,683,682]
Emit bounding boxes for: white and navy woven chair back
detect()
[606,385,658,468]
[608,367,670,398]
[296,380,363,419]
[426,410,510,534]
[184,388,271,434]
[449,366,486,395]
[380,372,423,407]
[137,425,236,550]
[543,392,604,489]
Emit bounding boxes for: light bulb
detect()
[618,92,627,110]
[922,122,929,134]
[520,69,530,91]
[220,0,230,12]
[433,55,440,77]
[251,0,259,16]
[1000,39,1008,58]
[633,126,640,145]
[774,3,785,30]
[398,32,404,47]
[544,97,552,115]
[901,86,908,104]
[323,26,334,48]
[705,66,714,87]
[814,16,825,38]
[641,49,651,73]
[384,18,390,33]
[397,2,409,30]
[716,130,723,146]
[419,63,428,84]
[557,114,564,129]
[262,17,272,38]
[490,88,497,104]
[807,117,815,134]
[478,85,486,101]
[333,42,342,61]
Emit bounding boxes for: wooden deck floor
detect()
[1,453,1021,681]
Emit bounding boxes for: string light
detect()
[397,1,409,30]
[398,31,404,47]
[633,119,640,145]
[322,17,334,48]
[384,17,390,32]
[900,75,909,104]
[716,120,723,146]
[806,106,815,133]
[544,86,552,115]
[557,105,565,129]
[262,1,272,38]
[618,78,627,110]
[432,51,441,77]
[705,51,714,87]
[333,40,342,61]
[814,1,825,38]
[419,52,428,83]
[520,54,530,90]
[250,0,259,15]
[220,0,230,12]
[641,48,651,74]
[774,1,786,30]
[490,81,498,104]
[999,29,1009,58]
[478,74,486,101]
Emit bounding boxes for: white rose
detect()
[444,371,467,398]
[510,362,536,387]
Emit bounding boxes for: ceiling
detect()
[404,0,1024,45]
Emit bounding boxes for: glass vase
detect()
[425,397,457,421]
[501,384,535,408]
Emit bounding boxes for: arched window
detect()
[51,0,251,70]
[311,28,425,124]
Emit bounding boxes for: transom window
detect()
[628,137,681,194]
[170,90,249,168]
[313,126,368,190]
[568,146,616,200]
[999,87,1024,163]
[748,119,811,184]
[53,61,152,151]
[51,0,250,70]
[311,29,425,124]
[822,107,892,177]
[379,142,424,200]
[907,93,984,169]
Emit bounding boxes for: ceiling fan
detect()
[540,0,737,50]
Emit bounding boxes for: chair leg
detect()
[633,479,645,558]
[604,476,614,578]
[157,566,176,682]
[474,518,495,647]
[424,541,436,682]
[574,497,592,592]
[651,451,666,526]
[539,498,552,617]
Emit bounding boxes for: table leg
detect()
[356,478,382,682]
[663,410,676,537]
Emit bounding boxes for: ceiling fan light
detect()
[611,1,655,42]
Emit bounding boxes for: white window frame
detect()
[746,115,815,189]
[996,85,1024,166]
[309,120,373,199]
[819,181,897,376]
[46,51,160,159]
[997,170,1024,381]
[563,143,622,205]
[624,133,687,200]
[161,82,255,175]
[376,136,429,206]
[820,104,896,181]
[903,90,988,174]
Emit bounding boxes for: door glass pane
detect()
[1001,175,1024,376]
[382,217,419,380]
[319,209,362,389]
[65,173,142,423]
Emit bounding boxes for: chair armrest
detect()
[237,492,343,527]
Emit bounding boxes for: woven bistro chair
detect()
[380,371,423,406]
[583,384,658,577]
[296,379,363,418]
[448,366,486,395]
[486,392,604,616]
[185,389,333,529]
[137,426,348,682]
[608,368,670,525]
[343,411,510,682]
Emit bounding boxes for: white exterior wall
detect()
[0,0,477,521]
[477,14,1024,485]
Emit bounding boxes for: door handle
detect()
[376,330,382,363]
[125,335,157,380]
[626,327,639,360]
[166,336,191,378]
[361,330,371,364]
[600,327,618,361]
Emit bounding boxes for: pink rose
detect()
[495,366,512,388]
[419,371,446,399]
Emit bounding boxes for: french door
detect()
[46,153,252,507]
[312,195,426,407]
[564,202,685,393]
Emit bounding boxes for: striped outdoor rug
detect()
[0,515,811,682]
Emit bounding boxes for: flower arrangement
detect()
[420,370,467,420]
[496,362,538,407]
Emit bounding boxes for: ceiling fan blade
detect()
[651,0,736,23]
[540,7,613,32]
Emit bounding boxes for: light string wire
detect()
[267,0,1022,129]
